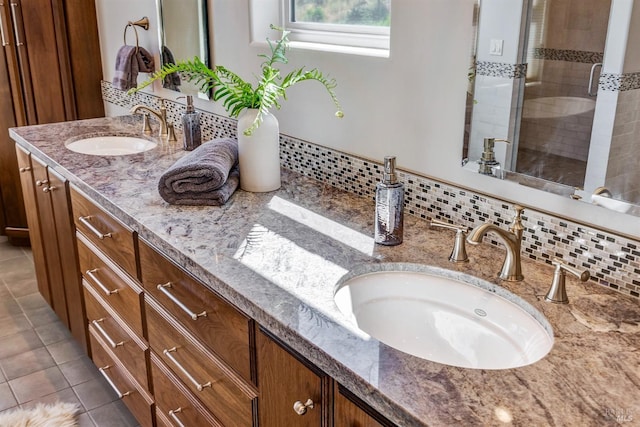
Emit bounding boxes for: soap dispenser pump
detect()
[375,156,404,245]
[181,95,202,151]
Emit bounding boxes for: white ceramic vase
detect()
[237,109,281,192]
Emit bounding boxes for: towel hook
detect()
[123,16,150,52]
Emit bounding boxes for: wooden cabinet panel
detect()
[89,329,154,427]
[77,233,144,337]
[47,167,85,350]
[151,351,223,427]
[14,146,49,299]
[71,186,137,279]
[146,297,257,427]
[334,383,391,427]
[30,156,68,325]
[257,329,328,426]
[84,281,149,390]
[139,239,254,383]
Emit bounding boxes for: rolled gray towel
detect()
[160,167,240,206]
[158,138,239,205]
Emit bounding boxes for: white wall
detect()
[94,0,640,236]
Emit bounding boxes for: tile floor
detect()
[0,236,139,426]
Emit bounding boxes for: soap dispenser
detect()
[375,156,404,245]
[181,95,202,151]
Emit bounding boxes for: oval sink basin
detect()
[65,135,157,156]
[334,265,553,370]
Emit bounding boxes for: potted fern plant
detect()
[133,25,343,192]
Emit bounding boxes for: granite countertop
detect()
[10,115,640,426]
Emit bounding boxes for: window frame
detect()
[283,0,391,52]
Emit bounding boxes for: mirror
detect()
[156,0,210,98]
[463,0,640,217]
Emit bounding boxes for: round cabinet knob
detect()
[19,167,31,173]
[293,398,315,416]
[35,179,49,187]
[43,186,56,193]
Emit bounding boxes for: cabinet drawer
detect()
[151,352,223,427]
[84,281,149,390]
[146,299,257,427]
[70,186,137,279]
[77,233,144,337]
[89,329,154,427]
[139,239,253,382]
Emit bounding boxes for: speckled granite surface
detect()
[10,116,640,426]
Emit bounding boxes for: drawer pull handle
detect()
[168,407,186,427]
[78,215,113,240]
[163,347,211,392]
[293,398,315,415]
[98,365,131,398]
[86,268,119,296]
[92,318,124,349]
[157,282,207,320]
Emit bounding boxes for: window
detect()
[284,0,391,53]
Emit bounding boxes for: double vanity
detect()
[9,114,640,426]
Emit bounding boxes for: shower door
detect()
[514,0,611,188]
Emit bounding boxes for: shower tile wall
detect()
[605,88,640,204]
[101,82,640,300]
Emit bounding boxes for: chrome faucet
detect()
[130,100,168,137]
[467,204,525,281]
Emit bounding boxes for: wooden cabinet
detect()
[140,238,258,426]
[0,0,104,245]
[334,383,392,427]
[70,186,153,421]
[16,162,396,427]
[14,145,86,351]
[257,328,330,426]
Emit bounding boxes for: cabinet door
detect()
[48,167,86,351]
[334,383,391,427]
[31,156,68,326]
[257,328,328,426]
[14,146,50,302]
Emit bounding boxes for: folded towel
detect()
[159,167,239,206]
[112,45,155,91]
[158,138,239,206]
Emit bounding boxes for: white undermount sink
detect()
[334,265,554,370]
[65,135,157,156]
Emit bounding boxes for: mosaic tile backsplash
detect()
[102,82,639,299]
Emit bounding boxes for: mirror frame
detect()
[155,0,211,98]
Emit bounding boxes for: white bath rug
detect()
[0,402,79,427]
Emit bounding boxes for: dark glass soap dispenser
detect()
[181,95,202,151]
[375,156,404,245]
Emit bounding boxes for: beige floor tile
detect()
[1,347,56,381]
[78,411,97,426]
[0,314,32,339]
[19,386,81,411]
[0,382,16,412]
[9,366,69,404]
[72,377,118,411]
[24,305,59,328]
[35,320,73,345]
[0,330,43,360]
[48,338,86,365]
[0,239,26,263]
[16,292,49,312]
[60,357,103,387]
[88,400,140,427]
[0,257,37,297]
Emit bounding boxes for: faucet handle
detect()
[142,112,152,134]
[429,218,469,263]
[167,123,177,142]
[544,258,590,304]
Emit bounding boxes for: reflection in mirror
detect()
[463,0,640,217]
[156,0,210,98]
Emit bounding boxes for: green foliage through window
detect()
[293,0,390,27]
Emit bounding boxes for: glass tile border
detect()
[102,82,639,299]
